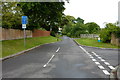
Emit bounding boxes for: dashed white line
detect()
[56,47,60,53]
[78,47,113,76]
[102,70,110,75]
[90,57,94,59]
[98,57,102,59]
[98,65,105,69]
[43,47,60,68]
[108,66,115,70]
[43,55,55,68]
[100,59,105,62]
[95,62,101,65]
[92,59,97,61]
[104,62,110,65]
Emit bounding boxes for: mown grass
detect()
[2,36,60,58]
[75,38,120,49]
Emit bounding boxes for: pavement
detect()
[2,36,119,79]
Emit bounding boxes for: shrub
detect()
[50,31,56,37]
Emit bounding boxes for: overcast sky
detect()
[64,0,120,28]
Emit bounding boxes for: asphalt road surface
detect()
[2,36,118,79]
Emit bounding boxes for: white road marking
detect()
[104,62,110,65]
[95,55,99,57]
[92,52,96,55]
[98,57,102,59]
[90,57,94,59]
[78,46,112,76]
[108,66,115,70]
[43,55,55,68]
[100,59,105,62]
[98,65,105,69]
[79,46,88,53]
[95,62,100,65]
[89,55,92,57]
[102,70,110,75]
[56,47,60,53]
[92,59,97,61]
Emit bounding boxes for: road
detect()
[2,36,118,79]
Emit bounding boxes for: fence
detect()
[0,27,32,40]
[32,30,50,37]
[111,33,120,46]
[80,34,99,38]
[0,28,50,41]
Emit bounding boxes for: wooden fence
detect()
[0,28,50,41]
[0,27,32,40]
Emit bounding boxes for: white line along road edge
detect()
[43,47,60,68]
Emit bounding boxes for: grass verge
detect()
[2,36,60,58]
[75,38,120,49]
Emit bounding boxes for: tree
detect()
[75,17,84,24]
[85,22,100,34]
[19,2,65,30]
[100,23,120,43]
[2,2,23,29]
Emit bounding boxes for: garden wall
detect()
[80,34,99,38]
[32,30,50,37]
[111,33,120,46]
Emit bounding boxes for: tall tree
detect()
[85,22,100,34]
[19,2,65,30]
[2,2,23,29]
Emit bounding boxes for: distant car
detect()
[110,65,120,80]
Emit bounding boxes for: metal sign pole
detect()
[22,16,28,48]
[24,28,26,48]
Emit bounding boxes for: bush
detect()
[100,23,120,43]
[100,29,111,43]
[50,31,56,37]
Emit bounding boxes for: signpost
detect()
[22,16,28,48]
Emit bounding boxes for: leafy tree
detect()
[100,23,120,43]
[75,17,84,24]
[2,2,23,29]
[85,22,100,34]
[19,2,65,30]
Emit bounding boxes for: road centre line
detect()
[102,70,110,75]
[43,47,60,68]
[43,55,55,68]
[56,47,60,53]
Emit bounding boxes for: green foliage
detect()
[20,2,65,30]
[2,2,23,29]
[75,17,84,24]
[85,22,100,34]
[50,31,56,37]
[100,23,120,43]
[62,16,91,37]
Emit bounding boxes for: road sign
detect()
[21,16,28,48]
[22,16,28,24]
[22,24,26,29]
